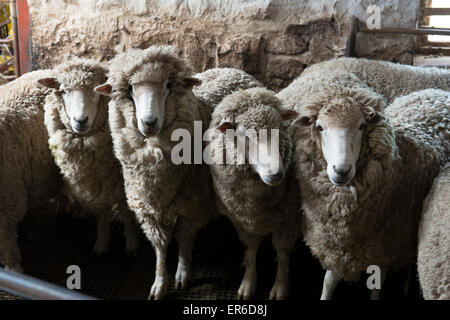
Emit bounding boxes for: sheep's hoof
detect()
[237,279,256,300]
[148,275,168,300]
[175,265,190,290]
[4,264,24,274]
[269,282,288,300]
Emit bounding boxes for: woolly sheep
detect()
[0,70,62,272]
[193,67,262,107]
[38,59,140,254]
[278,57,450,110]
[208,87,300,299]
[291,87,449,299]
[418,162,450,300]
[95,46,257,299]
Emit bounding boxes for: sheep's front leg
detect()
[93,209,111,254]
[237,229,261,300]
[270,234,293,300]
[321,269,340,300]
[118,201,140,254]
[148,241,169,300]
[174,218,201,290]
[370,267,388,300]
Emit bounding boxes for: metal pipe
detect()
[360,27,450,36]
[0,268,97,300]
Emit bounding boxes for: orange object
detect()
[16,0,30,74]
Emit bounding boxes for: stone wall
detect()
[29,0,420,91]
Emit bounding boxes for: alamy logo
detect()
[366,265,381,290]
[66,265,81,290]
[366,5,381,30]
[170,121,281,171]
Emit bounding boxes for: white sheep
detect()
[418,162,450,300]
[193,67,262,107]
[291,86,449,299]
[278,57,450,110]
[94,46,261,299]
[0,70,62,272]
[37,59,140,254]
[208,87,300,299]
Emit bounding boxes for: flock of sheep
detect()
[0,45,448,300]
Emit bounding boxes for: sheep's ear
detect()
[215,121,235,133]
[38,78,60,90]
[280,109,299,121]
[94,84,112,96]
[183,77,202,89]
[291,115,314,127]
[362,106,384,124]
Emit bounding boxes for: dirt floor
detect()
[0,208,423,300]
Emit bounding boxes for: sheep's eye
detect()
[359,124,366,130]
[128,85,133,92]
[166,81,172,90]
[317,125,324,132]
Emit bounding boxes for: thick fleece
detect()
[209,88,301,299]
[418,162,450,300]
[294,87,449,282]
[107,46,218,299]
[0,70,62,271]
[193,68,262,108]
[278,57,450,110]
[43,59,139,253]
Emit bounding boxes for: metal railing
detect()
[0,267,97,300]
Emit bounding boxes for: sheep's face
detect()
[315,104,366,185]
[292,94,382,186]
[94,70,201,137]
[215,105,296,187]
[61,88,101,134]
[38,77,101,134]
[129,80,170,136]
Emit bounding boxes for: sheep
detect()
[0,70,63,272]
[207,87,300,299]
[37,59,140,254]
[94,46,264,299]
[278,57,450,110]
[290,87,449,299]
[193,67,262,107]
[418,162,450,300]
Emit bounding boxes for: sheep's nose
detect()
[333,165,351,177]
[142,118,158,129]
[74,116,88,125]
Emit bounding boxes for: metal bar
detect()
[360,27,450,36]
[421,41,450,47]
[0,57,13,72]
[422,7,450,16]
[0,268,97,300]
[417,46,450,55]
[9,0,19,77]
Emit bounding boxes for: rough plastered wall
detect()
[29,0,419,90]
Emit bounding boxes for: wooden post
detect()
[16,0,30,74]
